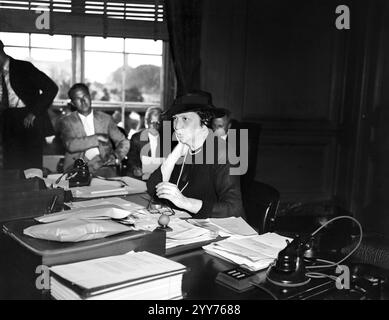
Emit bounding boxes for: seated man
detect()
[211,107,232,140]
[127,107,163,179]
[58,83,130,177]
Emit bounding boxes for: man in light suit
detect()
[58,83,130,177]
[0,39,58,169]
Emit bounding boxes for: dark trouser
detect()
[2,108,43,170]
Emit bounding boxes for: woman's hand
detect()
[156,182,187,209]
[155,181,203,214]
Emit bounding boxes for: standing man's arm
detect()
[128,133,142,173]
[24,62,58,127]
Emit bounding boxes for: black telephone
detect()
[68,159,91,187]
[266,235,311,287]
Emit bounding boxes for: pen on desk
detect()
[47,195,58,214]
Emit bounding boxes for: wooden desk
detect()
[0,192,380,300]
[0,193,160,300]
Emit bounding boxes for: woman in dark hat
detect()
[146,92,245,218]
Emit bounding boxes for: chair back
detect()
[241,180,280,233]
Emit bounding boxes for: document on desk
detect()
[203,233,292,272]
[71,177,147,198]
[165,219,217,249]
[50,251,185,289]
[65,197,144,211]
[188,217,258,237]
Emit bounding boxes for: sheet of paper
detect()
[166,233,216,249]
[50,251,186,290]
[165,219,218,249]
[202,233,292,271]
[172,209,192,219]
[71,185,129,198]
[188,217,258,237]
[24,168,43,179]
[214,234,290,261]
[69,177,147,198]
[203,246,274,272]
[90,176,146,189]
[65,197,144,211]
[141,156,164,175]
[167,219,213,240]
[209,217,258,236]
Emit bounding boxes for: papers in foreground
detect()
[70,177,147,198]
[188,217,258,237]
[203,233,292,272]
[50,251,186,300]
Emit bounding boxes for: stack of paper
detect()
[121,211,216,249]
[188,217,258,237]
[165,219,217,249]
[64,197,144,211]
[203,233,292,272]
[50,251,187,300]
[71,177,147,198]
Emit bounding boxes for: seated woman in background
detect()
[146,93,245,219]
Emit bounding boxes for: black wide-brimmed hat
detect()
[163,91,215,118]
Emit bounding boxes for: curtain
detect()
[165,0,203,96]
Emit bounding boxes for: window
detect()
[0,32,167,108]
[84,36,163,105]
[0,32,72,100]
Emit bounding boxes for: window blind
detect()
[0,0,167,40]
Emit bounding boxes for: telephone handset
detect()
[68,158,91,187]
[266,235,311,287]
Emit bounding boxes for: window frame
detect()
[1,32,173,124]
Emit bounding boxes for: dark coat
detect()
[9,58,58,118]
[147,133,245,219]
[1,58,58,169]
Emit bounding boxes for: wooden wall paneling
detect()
[242,0,338,121]
[356,0,389,234]
[256,129,337,204]
[200,0,247,120]
[240,0,347,205]
[199,0,364,208]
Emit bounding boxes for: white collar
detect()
[78,110,93,120]
[148,132,159,139]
